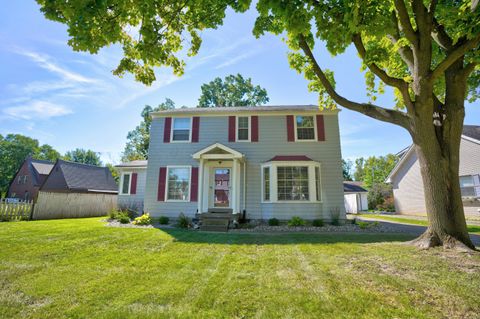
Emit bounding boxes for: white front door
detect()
[213,168,231,208]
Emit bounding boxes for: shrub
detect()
[133,213,152,226]
[108,209,119,220]
[312,219,324,227]
[357,221,370,229]
[158,216,170,225]
[125,209,138,220]
[367,183,393,210]
[176,213,190,228]
[118,215,130,224]
[330,207,341,226]
[288,216,306,227]
[268,218,280,226]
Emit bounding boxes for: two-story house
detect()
[117,105,346,222]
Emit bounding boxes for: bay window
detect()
[167,167,191,201]
[277,166,309,200]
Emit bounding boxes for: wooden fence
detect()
[0,199,33,221]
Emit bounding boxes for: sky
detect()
[1,2,479,165]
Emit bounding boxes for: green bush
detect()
[312,219,324,227]
[268,218,280,226]
[125,210,138,220]
[176,213,190,228]
[330,207,341,226]
[158,216,170,225]
[118,215,130,224]
[133,213,152,226]
[108,209,119,220]
[288,216,306,227]
[357,221,369,229]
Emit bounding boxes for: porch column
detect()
[198,158,204,214]
[233,158,241,214]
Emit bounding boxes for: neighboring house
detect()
[7,157,54,201]
[387,125,480,217]
[119,105,346,222]
[343,181,368,214]
[33,159,118,219]
[116,160,148,212]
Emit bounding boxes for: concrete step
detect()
[207,208,233,214]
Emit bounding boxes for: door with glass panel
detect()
[213,168,230,207]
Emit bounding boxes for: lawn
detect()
[1,218,479,319]
[357,214,480,235]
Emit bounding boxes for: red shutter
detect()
[163,117,172,143]
[228,116,236,142]
[157,167,167,201]
[190,167,199,202]
[251,116,259,142]
[130,173,138,195]
[286,115,295,142]
[192,117,200,142]
[316,115,325,141]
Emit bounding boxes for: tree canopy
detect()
[342,159,353,181]
[354,154,399,189]
[198,74,269,107]
[64,148,102,166]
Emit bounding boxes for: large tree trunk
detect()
[409,115,475,251]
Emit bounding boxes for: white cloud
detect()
[3,101,72,120]
[214,50,260,69]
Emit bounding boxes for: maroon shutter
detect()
[286,115,295,142]
[130,173,138,195]
[163,117,172,143]
[192,117,200,142]
[157,167,167,201]
[228,116,236,142]
[316,115,325,141]
[190,167,199,202]
[251,116,259,142]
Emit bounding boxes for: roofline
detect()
[151,106,340,118]
[462,134,480,145]
[115,165,148,169]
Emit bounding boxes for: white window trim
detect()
[165,165,192,202]
[170,117,193,143]
[261,161,322,203]
[261,165,272,203]
[120,172,132,195]
[294,115,317,142]
[236,116,251,142]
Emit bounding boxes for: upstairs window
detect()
[121,173,131,195]
[237,116,250,141]
[295,116,315,141]
[172,118,191,142]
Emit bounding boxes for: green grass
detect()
[357,214,480,234]
[1,218,479,319]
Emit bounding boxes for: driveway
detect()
[356,216,480,246]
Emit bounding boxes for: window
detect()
[121,173,131,194]
[172,118,191,142]
[296,116,315,140]
[277,166,309,201]
[460,175,476,197]
[17,176,22,184]
[23,176,28,184]
[263,167,270,201]
[315,166,321,201]
[237,116,250,141]
[167,167,191,201]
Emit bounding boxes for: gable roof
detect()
[152,105,340,117]
[387,125,480,183]
[343,181,368,193]
[41,160,118,194]
[29,158,54,186]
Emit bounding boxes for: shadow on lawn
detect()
[157,228,417,245]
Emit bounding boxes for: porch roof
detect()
[192,143,245,160]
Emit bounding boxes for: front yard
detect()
[1,218,479,319]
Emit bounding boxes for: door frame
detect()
[212,167,232,208]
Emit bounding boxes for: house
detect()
[116,160,148,212]
[118,105,346,223]
[343,181,368,214]
[33,159,118,219]
[387,125,480,217]
[7,157,54,201]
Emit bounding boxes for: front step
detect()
[199,213,231,232]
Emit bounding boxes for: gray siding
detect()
[144,113,345,220]
[392,138,480,217]
[117,168,147,212]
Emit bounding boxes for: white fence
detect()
[0,199,33,221]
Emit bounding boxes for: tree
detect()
[198,74,269,107]
[64,149,102,166]
[106,163,119,184]
[342,159,353,181]
[0,134,61,195]
[37,1,480,250]
[354,158,366,182]
[121,98,175,162]
[356,155,399,189]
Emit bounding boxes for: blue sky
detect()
[1,2,479,165]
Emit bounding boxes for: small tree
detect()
[342,159,353,181]
[64,149,102,166]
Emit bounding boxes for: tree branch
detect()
[389,11,415,72]
[352,33,414,112]
[298,35,411,130]
[393,0,418,47]
[430,34,480,80]
[431,16,452,50]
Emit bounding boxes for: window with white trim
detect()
[167,167,191,201]
[315,166,321,201]
[172,118,191,142]
[263,166,270,201]
[277,166,309,201]
[237,116,250,141]
[121,173,131,195]
[295,116,315,140]
[460,175,478,197]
